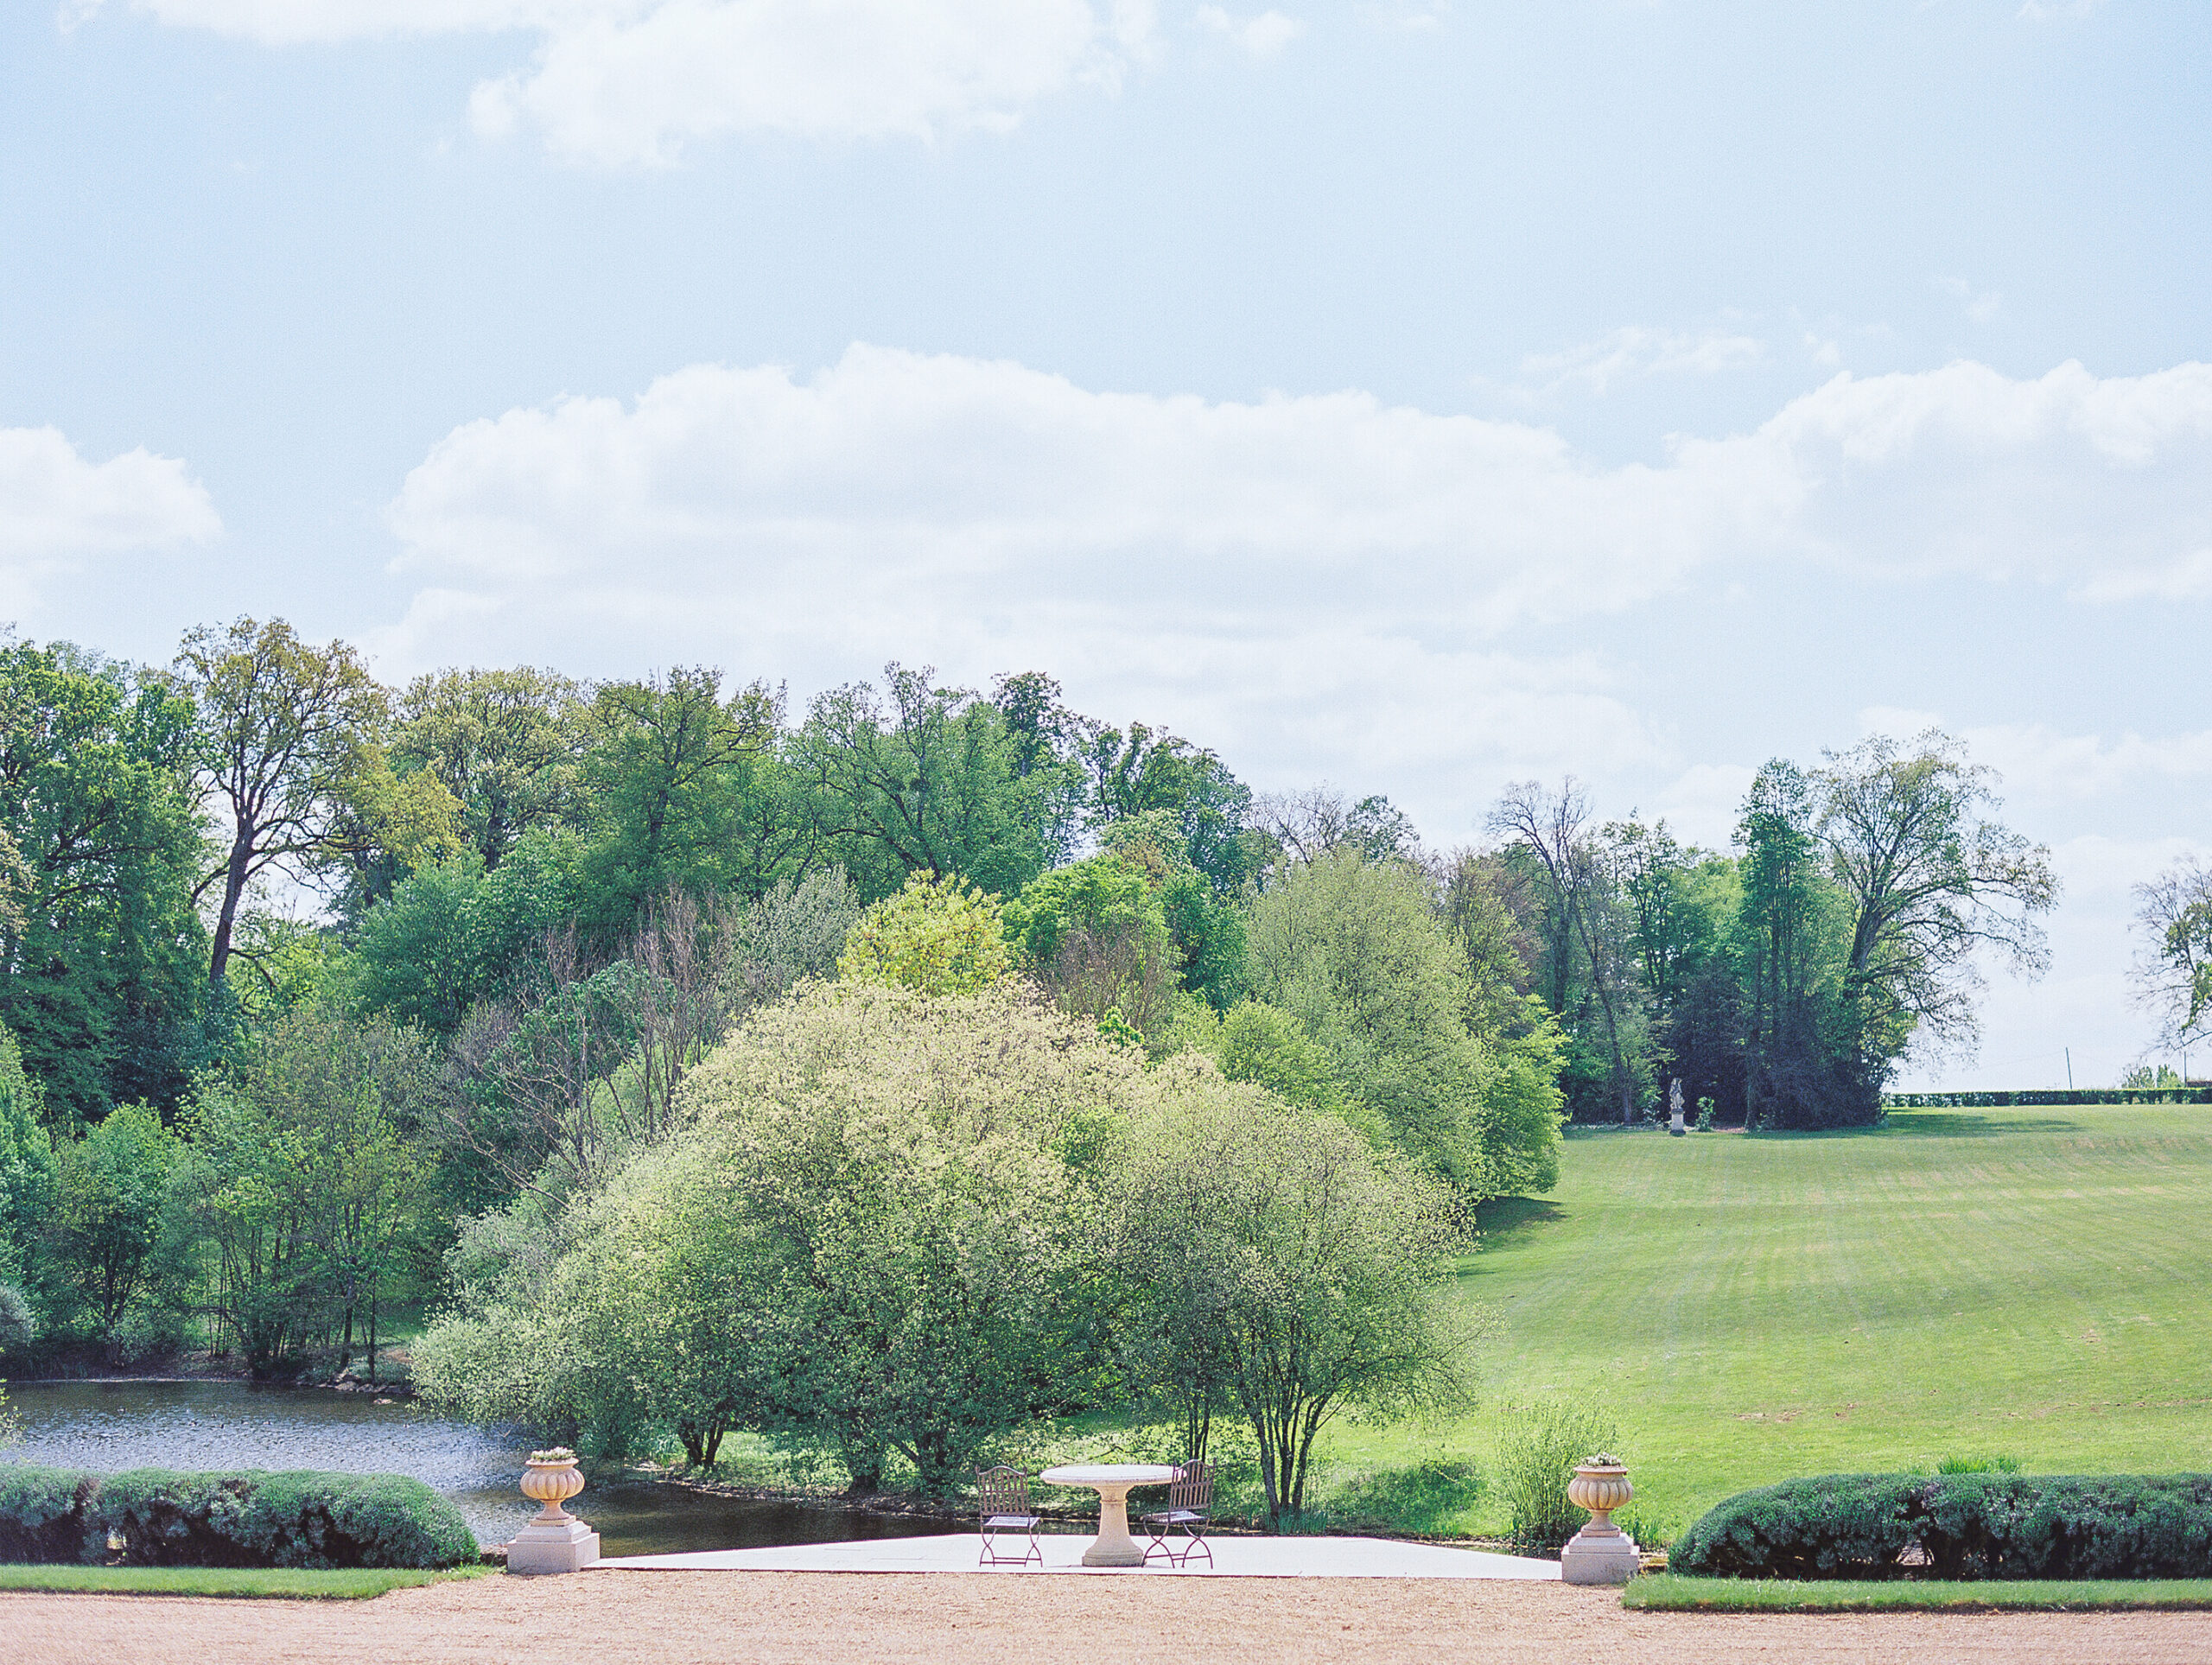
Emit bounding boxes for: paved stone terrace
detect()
[596,1529,1563,1579]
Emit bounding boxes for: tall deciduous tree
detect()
[1815,730,2059,1087]
[395,667,587,868]
[1105,1080,1472,1528]
[575,668,784,933]
[2131,854,2212,1058]
[798,664,1044,899]
[1244,849,1561,1197]
[1488,780,1645,1123]
[0,639,206,1115]
[174,619,388,988]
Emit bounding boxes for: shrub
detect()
[95,1470,477,1570]
[0,1465,105,1563]
[1673,1473,2212,1580]
[1495,1401,1619,1550]
[0,1284,35,1357]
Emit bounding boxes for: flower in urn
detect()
[522,1447,585,1524]
[1566,1453,1633,1530]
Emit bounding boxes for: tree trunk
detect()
[207,826,257,985]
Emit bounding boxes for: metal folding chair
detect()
[976,1465,1044,1566]
[1141,1460,1215,1567]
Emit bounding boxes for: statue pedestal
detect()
[1560,1522,1641,1586]
[507,1518,601,1575]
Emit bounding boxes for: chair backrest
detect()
[975,1465,1031,1518]
[1168,1460,1215,1515]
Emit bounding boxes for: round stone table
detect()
[1039,1464,1181,1567]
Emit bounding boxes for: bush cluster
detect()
[1672,1473,2212,1580]
[0,1465,476,1569]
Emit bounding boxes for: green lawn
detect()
[0,1565,490,1598]
[1624,1574,2212,1612]
[1300,1105,2212,1540]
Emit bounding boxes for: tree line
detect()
[0,615,2054,1401]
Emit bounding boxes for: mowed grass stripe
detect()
[1306,1106,2212,1536]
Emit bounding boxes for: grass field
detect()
[0,1565,489,1598]
[1624,1574,2212,1612]
[1296,1103,2212,1540]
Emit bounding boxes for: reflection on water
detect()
[3,1382,947,1556]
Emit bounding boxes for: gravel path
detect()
[5,1571,2209,1665]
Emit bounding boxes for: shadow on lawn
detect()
[1880,1111,2088,1139]
[1473,1195,1562,1246]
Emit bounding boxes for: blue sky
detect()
[3,1,2209,1086]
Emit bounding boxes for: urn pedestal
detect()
[1559,1458,1640,1586]
[506,1450,601,1575]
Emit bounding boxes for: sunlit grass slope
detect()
[1311,1105,2212,1538]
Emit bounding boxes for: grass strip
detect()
[0,1564,492,1600]
[1625,1574,2212,1613]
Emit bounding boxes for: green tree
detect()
[574,668,784,936]
[2132,854,2212,1055]
[174,618,389,988]
[1212,1001,1354,1120]
[423,984,1131,1488]
[393,666,587,869]
[1816,730,2060,1093]
[171,1007,437,1376]
[0,639,207,1117]
[837,872,1014,996]
[1245,849,1561,1198]
[1001,853,1176,1038]
[0,1024,57,1304]
[50,1103,175,1345]
[798,665,1045,899]
[1077,721,1258,893]
[1105,1077,1472,1528]
[347,830,582,1034]
[1735,759,1855,1128]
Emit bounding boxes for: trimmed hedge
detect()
[1885,1090,2211,1108]
[0,1465,477,1570]
[1674,1473,2212,1580]
[0,1466,104,1564]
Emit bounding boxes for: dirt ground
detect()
[5,1571,2209,1665]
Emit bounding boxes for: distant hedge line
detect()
[1673,1473,2212,1580]
[0,1465,477,1569]
[1885,1090,2212,1107]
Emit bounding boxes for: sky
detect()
[3,1,2209,1088]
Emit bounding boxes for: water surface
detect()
[4,1382,945,1556]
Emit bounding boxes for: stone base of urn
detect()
[508,1448,599,1574]
[1559,1522,1641,1586]
[1560,1455,1639,1586]
[507,1518,601,1575]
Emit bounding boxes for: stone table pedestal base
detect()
[1559,1522,1640,1586]
[507,1518,601,1575]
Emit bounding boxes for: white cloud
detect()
[2071,547,2212,603]
[372,346,2212,811]
[88,1,1154,165]
[1936,274,2005,325]
[1512,326,1764,397]
[1647,763,1758,850]
[0,427,219,610]
[1195,5,1302,56]
[1853,708,2212,804]
[1707,358,2212,590]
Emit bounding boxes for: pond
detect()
[3,1382,950,1557]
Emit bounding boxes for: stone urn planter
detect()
[507,1447,601,1575]
[1559,1454,1640,1586]
[521,1449,587,1523]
